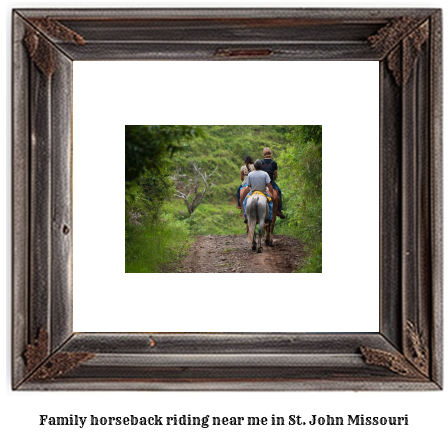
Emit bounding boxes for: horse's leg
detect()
[257,218,263,253]
[269,210,277,247]
[268,190,278,247]
[257,226,263,253]
[256,202,264,253]
[264,220,271,247]
[263,200,270,246]
[246,199,257,251]
[264,220,270,246]
[251,220,257,251]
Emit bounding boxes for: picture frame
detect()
[12,8,442,390]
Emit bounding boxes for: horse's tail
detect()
[247,197,257,243]
[258,197,267,231]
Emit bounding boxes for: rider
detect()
[243,159,276,224]
[261,147,285,219]
[236,155,255,209]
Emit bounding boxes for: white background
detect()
[3,1,446,438]
[73,60,379,333]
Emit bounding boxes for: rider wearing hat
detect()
[261,147,285,219]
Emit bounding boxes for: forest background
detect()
[125,125,322,273]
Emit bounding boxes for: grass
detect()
[125,213,194,273]
[296,241,322,273]
[166,200,247,235]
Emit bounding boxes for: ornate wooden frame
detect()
[12,8,443,390]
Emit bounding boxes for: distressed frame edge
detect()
[12,10,30,389]
[429,9,443,388]
[11,7,443,391]
[18,332,438,391]
[12,10,77,389]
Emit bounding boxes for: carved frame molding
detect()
[12,8,442,390]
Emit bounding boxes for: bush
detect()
[278,126,322,273]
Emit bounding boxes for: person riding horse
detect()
[243,160,276,224]
[261,147,285,219]
[236,155,255,209]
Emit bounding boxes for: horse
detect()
[246,193,271,253]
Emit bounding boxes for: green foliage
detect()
[125,125,201,272]
[299,241,322,273]
[125,125,203,184]
[164,125,289,237]
[277,125,322,273]
[170,125,289,207]
[125,212,193,273]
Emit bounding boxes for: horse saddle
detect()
[248,191,272,202]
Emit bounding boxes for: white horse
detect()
[246,193,271,253]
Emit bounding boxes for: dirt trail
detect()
[179,234,304,273]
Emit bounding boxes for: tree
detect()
[125,125,202,222]
[125,125,202,185]
[125,126,202,269]
[170,162,218,215]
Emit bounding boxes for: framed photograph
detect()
[12,8,442,390]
